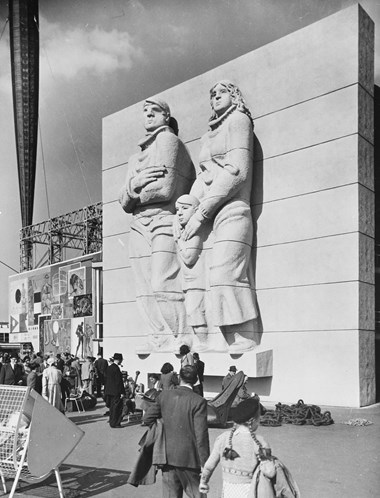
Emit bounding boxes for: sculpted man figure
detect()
[119,98,195,351]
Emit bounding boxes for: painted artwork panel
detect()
[38,315,51,354]
[40,272,53,315]
[9,277,28,317]
[44,319,72,356]
[9,315,19,334]
[68,267,86,299]
[71,318,85,359]
[83,316,96,358]
[51,304,64,320]
[73,294,92,317]
[57,263,80,297]
[27,278,35,326]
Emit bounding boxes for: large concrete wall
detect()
[102,4,375,406]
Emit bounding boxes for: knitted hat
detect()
[144,98,170,117]
[229,397,260,424]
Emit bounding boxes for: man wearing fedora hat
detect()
[104,353,126,428]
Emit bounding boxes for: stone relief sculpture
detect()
[174,194,210,351]
[119,98,195,352]
[182,80,259,352]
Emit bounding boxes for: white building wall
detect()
[102,4,375,407]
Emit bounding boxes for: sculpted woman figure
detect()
[183,80,258,352]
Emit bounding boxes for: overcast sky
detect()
[0,0,379,321]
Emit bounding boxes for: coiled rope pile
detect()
[260,399,334,427]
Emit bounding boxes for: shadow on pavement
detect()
[12,464,130,497]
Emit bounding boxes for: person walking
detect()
[144,365,210,498]
[104,353,126,428]
[199,397,270,498]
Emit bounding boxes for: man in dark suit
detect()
[104,353,125,428]
[94,352,108,397]
[144,365,209,498]
[0,354,24,385]
[192,352,205,397]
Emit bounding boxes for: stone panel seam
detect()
[257,231,361,248]
[252,182,357,207]
[103,161,128,172]
[257,280,375,291]
[103,230,130,238]
[255,132,357,163]
[251,83,358,121]
[103,266,131,272]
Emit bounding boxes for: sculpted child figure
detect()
[174,194,209,351]
[183,80,259,352]
[119,98,195,352]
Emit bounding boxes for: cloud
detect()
[39,16,144,80]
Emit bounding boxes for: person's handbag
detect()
[249,436,301,498]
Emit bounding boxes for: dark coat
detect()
[143,385,209,469]
[195,360,205,383]
[0,363,24,385]
[104,363,125,396]
[128,419,166,487]
[94,357,108,376]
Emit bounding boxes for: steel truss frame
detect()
[20,202,102,271]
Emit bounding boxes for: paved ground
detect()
[3,398,380,497]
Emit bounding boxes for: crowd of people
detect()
[0,350,109,414]
[0,345,296,497]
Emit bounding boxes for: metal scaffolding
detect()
[20,202,102,271]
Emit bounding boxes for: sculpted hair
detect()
[180,365,198,385]
[209,80,253,125]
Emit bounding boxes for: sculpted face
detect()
[176,201,197,227]
[211,83,232,116]
[143,103,169,132]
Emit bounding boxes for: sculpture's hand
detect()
[131,166,166,192]
[182,212,204,241]
[199,482,209,493]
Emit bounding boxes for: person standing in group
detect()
[94,352,108,397]
[159,362,179,390]
[81,356,95,393]
[0,354,24,385]
[180,344,194,368]
[104,353,126,428]
[193,352,205,397]
[199,397,270,498]
[42,357,64,413]
[26,362,42,394]
[222,365,237,390]
[144,365,210,498]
